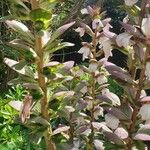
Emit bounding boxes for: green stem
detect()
[31,1,55,150]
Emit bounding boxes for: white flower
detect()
[102,88,110,94]
[145,61,150,80]
[103,23,116,38]
[80,86,88,94]
[97,75,108,85]
[102,88,120,106]
[105,113,120,130]
[114,127,128,139]
[71,138,80,150]
[94,140,104,150]
[81,129,91,136]
[92,18,103,29]
[116,32,132,48]
[87,100,93,110]
[81,8,89,14]
[142,17,150,38]
[89,61,98,72]
[124,0,138,6]
[65,106,75,113]
[92,122,112,132]
[94,106,104,119]
[99,36,113,59]
[78,46,90,61]
[139,104,150,121]
[75,27,85,37]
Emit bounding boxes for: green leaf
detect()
[7,76,37,86]
[45,42,74,53]
[29,116,50,127]
[44,21,75,46]
[30,8,52,22]
[6,20,34,43]
[4,58,35,78]
[52,126,70,135]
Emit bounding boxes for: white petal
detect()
[114,127,128,139]
[99,37,113,59]
[92,18,103,29]
[103,23,116,38]
[92,122,112,132]
[65,106,75,112]
[116,32,132,48]
[97,75,108,85]
[75,27,85,37]
[139,104,150,121]
[81,8,89,14]
[142,18,150,38]
[89,62,98,72]
[81,129,91,136]
[94,140,104,150]
[102,88,120,106]
[105,113,120,130]
[94,106,103,119]
[42,31,50,46]
[124,0,138,6]
[78,46,90,61]
[80,86,88,94]
[145,62,150,80]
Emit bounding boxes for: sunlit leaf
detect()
[9,100,23,111]
[52,126,70,135]
[4,58,34,78]
[44,21,75,47]
[6,20,34,43]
